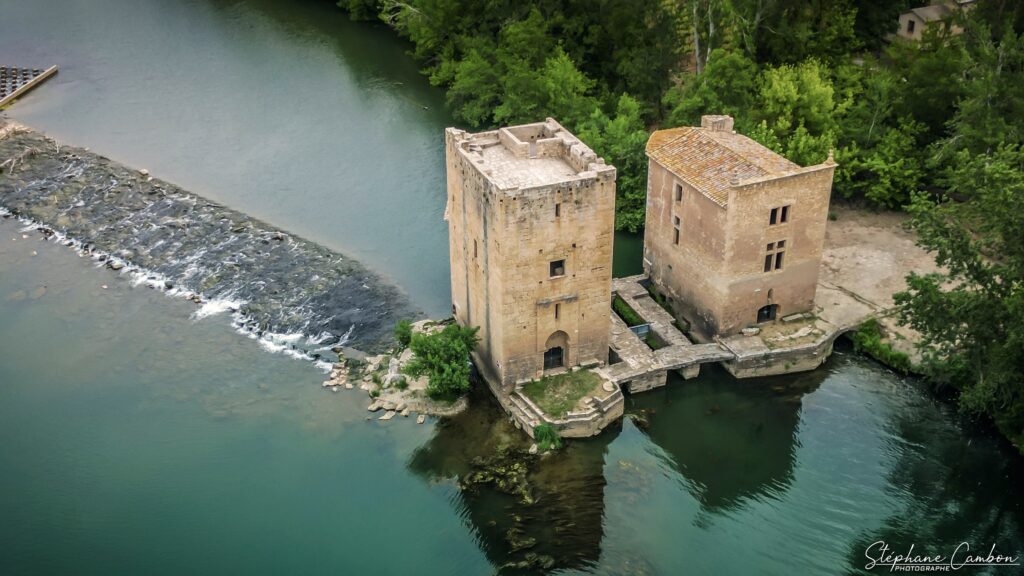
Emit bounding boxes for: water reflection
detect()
[629,365,823,514]
[844,384,1024,575]
[408,386,618,573]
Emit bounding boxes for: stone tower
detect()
[643,115,836,338]
[445,118,616,389]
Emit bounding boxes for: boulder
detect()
[379,410,396,421]
[367,401,382,412]
[398,347,414,366]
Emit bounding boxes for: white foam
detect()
[1,202,349,373]
[193,297,245,319]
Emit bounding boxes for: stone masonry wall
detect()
[497,174,615,385]
[719,166,834,334]
[643,159,730,337]
[447,124,616,389]
[643,155,835,338]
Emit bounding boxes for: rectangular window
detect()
[674,183,683,202]
[473,239,478,259]
[907,20,915,33]
[672,215,680,245]
[555,303,560,320]
[769,205,791,225]
[550,259,565,278]
[765,240,786,272]
[555,203,561,218]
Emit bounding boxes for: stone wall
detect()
[643,152,835,338]
[447,122,616,389]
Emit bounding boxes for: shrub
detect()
[533,423,563,452]
[394,319,413,349]
[612,295,644,327]
[404,324,480,400]
[850,318,913,374]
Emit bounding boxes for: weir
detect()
[0,66,58,108]
[0,122,418,357]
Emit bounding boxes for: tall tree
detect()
[896,146,1024,448]
[945,28,1024,155]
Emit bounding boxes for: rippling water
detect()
[2,0,1022,574]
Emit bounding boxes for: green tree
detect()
[755,59,838,138]
[895,146,1024,449]
[394,319,413,349]
[664,49,759,127]
[404,324,480,399]
[946,29,1024,155]
[494,48,596,128]
[838,118,925,208]
[887,26,968,140]
[577,94,650,232]
[755,0,862,64]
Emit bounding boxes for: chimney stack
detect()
[700,115,735,132]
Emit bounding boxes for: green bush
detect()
[394,319,413,349]
[850,319,913,374]
[612,295,644,327]
[533,423,562,452]
[404,324,480,400]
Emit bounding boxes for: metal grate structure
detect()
[1,65,58,107]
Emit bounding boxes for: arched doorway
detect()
[757,304,778,323]
[544,331,569,371]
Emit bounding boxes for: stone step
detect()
[509,392,543,420]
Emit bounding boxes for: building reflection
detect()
[631,364,824,513]
[408,386,616,574]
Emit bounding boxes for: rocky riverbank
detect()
[0,121,419,358]
[321,319,469,419]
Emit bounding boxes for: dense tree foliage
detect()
[895,147,1024,448]
[403,324,480,399]
[336,0,1024,444]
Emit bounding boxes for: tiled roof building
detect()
[643,115,836,337]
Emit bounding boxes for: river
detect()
[1,0,1021,574]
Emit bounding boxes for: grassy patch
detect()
[612,294,644,327]
[644,331,667,350]
[521,369,605,418]
[849,318,914,375]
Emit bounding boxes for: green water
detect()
[2,0,1022,574]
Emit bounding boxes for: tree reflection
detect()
[844,384,1024,575]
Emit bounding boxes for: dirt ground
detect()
[817,204,943,360]
[820,204,942,308]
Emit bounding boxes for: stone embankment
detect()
[0,121,418,356]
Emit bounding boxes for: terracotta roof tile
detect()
[646,126,799,206]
